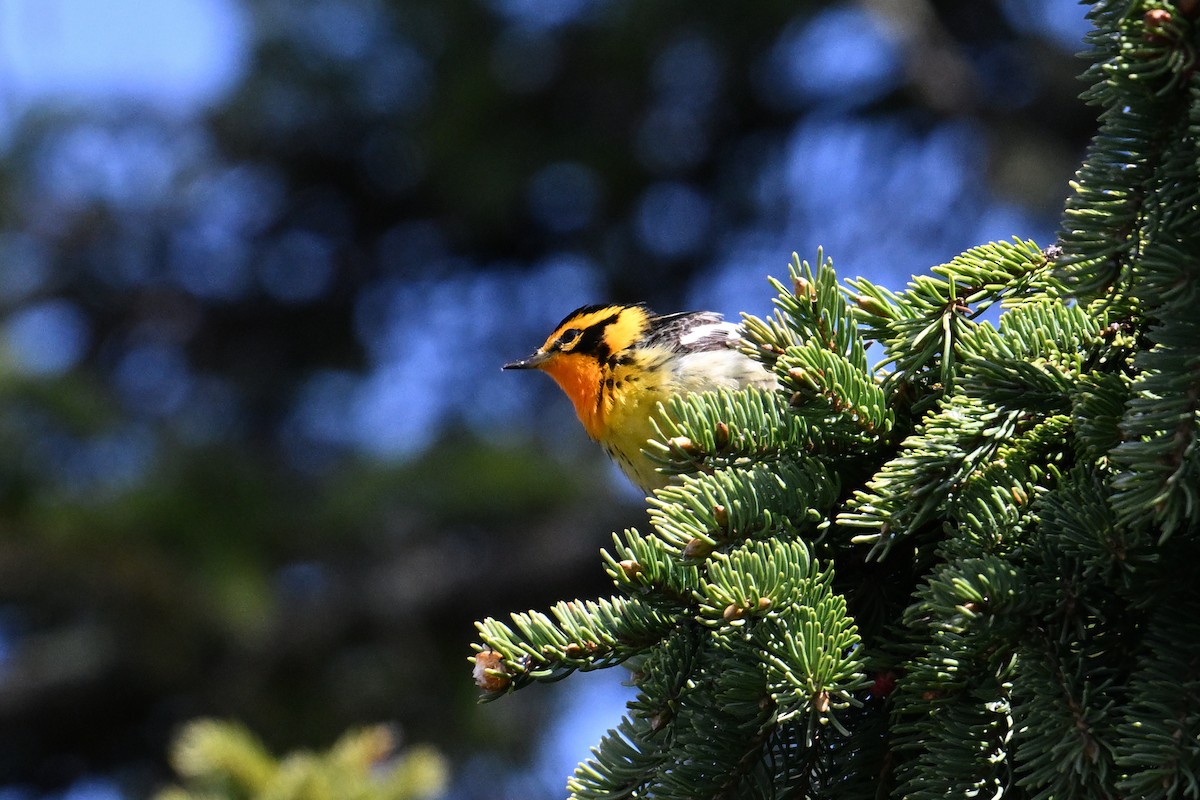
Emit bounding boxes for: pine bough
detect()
[473,2,1200,796]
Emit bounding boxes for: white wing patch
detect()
[677,320,741,348]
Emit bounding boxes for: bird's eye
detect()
[555,328,583,350]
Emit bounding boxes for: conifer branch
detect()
[471,4,1200,795]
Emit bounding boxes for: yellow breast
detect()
[596,353,676,492]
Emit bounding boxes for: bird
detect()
[504,303,776,493]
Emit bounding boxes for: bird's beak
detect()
[503,350,552,370]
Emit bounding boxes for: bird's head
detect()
[504,303,651,436]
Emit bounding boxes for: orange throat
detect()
[540,353,607,440]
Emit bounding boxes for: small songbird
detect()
[504,303,776,493]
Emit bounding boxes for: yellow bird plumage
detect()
[504,304,776,493]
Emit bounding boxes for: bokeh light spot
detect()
[759,4,902,110]
[635,105,710,174]
[291,370,360,448]
[527,161,601,234]
[58,776,125,800]
[3,298,89,377]
[0,233,50,302]
[634,182,711,259]
[1000,0,1091,53]
[651,33,723,108]
[170,225,253,301]
[258,230,336,304]
[113,341,192,417]
[297,0,379,63]
[484,0,601,30]
[360,41,433,115]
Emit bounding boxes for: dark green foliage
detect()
[473,1,1200,795]
[1114,584,1200,799]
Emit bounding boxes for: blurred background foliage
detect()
[155,719,447,800]
[0,0,1095,797]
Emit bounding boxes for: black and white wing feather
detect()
[645,311,743,353]
[646,311,776,392]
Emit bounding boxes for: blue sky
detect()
[0,0,247,118]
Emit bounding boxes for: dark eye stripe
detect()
[574,313,619,362]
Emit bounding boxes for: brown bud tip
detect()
[668,436,699,456]
[787,367,819,390]
[756,597,773,612]
[793,276,816,302]
[618,559,643,579]
[682,537,714,560]
[472,650,511,692]
[713,421,730,449]
[1145,8,1172,28]
[855,294,888,316]
[723,603,745,621]
[814,690,831,713]
[564,643,586,659]
[712,504,729,528]
[650,710,672,731]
